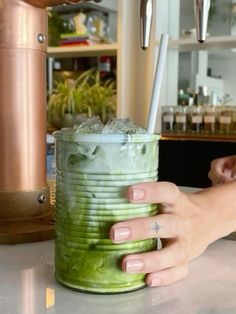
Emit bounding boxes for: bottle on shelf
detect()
[219,106,233,135]
[203,105,217,134]
[162,106,175,133]
[175,106,188,133]
[195,86,209,106]
[190,106,203,133]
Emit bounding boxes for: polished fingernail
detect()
[125,259,144,273]
[112,227,131,242]
[149,277,162,287]
[130,188,145,201]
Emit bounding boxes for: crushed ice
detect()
[73,116,147,134]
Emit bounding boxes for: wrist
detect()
[194,182,236,242]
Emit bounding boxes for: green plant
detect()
[47,68,116,129]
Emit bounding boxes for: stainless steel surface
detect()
[194,0,211,43]
[140,0,153,50]
[140,0,208,50]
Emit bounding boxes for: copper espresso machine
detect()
[0,0,210,243]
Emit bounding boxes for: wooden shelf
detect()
[161,132,236,143]
[167,36,236,51]
[47,43,118,58]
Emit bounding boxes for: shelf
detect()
[52,2,117,14]
[161,132,236,143]
[47,43,118,58]
[167,36,236,52]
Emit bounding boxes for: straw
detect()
[147,33,169,133]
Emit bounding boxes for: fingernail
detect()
[130,188,145,201]
[149,277,162,287]
[111,227,131,242]
[125,259,144,273]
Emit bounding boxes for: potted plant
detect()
[47,68,116,130]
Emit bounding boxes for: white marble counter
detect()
[1,239,236,314]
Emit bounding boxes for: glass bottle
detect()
[196,86,209,106]
[219,106,232,135]
[175,106,187,133]
[231,106,236,135]
[190,106,203,133]
[203,105,216,134]
[162,106,175,132]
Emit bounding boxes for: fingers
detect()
[127,181,181,206]
[121,239,188,275]
[110,214,182,243]
[208,156,236,185]
[146,264,189,287]
[208,158,225,185]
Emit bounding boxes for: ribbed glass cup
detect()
[53,130,160,294]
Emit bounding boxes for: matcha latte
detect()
[54,117,160,293]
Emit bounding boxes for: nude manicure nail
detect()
[125,259,144,273]
[149,277,162,287]
[112,227,130,242]
[131,188,145,201]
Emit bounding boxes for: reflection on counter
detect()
[162,105,236,136]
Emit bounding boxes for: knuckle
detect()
[169,182,181,199]
[148,252,162,271]
[168,215,181,237]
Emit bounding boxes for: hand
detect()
[208,155,236,185]
[110,181,236,287]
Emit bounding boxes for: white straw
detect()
[147,33,169,133]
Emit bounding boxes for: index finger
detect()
[127,181,181,206]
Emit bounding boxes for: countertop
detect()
[1,239,236,314]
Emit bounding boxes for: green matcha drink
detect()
[53,117,160,293]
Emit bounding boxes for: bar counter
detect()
[1,236,236,313]
[1,187,236,313]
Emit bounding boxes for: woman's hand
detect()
[110,181,236,287]
[208,155,236,185]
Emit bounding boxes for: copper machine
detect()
[0,0,210,243]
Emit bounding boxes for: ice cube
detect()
[105,118,147,134]
[101,126,125,134]
[74,116,104,134]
